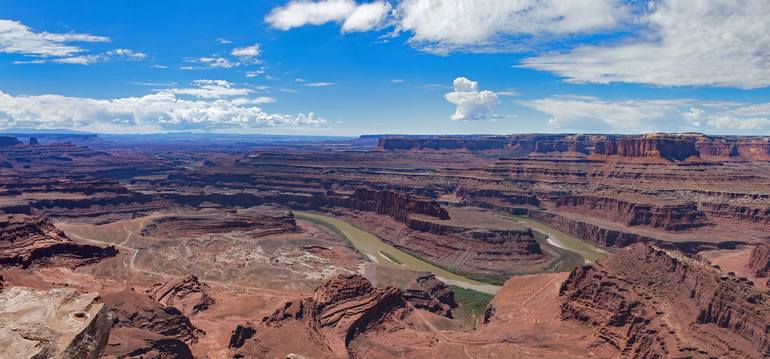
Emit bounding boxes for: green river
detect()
[296,212,608,295]
[295,212,502,294]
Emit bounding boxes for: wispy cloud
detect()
[305,82,335,87]
[0,19,109,57]
[522,95,770,134]
[231,43,261,63]
[521,0,770,89]
[166,79,256,99]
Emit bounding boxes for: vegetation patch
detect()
[450,285,494,318]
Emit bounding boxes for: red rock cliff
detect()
[347,188,449,222]
[593,134,700,161]
[560,244,770,358]
[253,274,410,358]
[0,214,116,268]
[747,245,770,277]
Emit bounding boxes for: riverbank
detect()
[295,212,501,294]
[498,214,609,263]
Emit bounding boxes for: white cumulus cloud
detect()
[267,0,390,32]
[444,77,498,121]
[342,1,392,32]
[0,82,326,132]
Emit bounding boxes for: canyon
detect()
[1,132,769,358]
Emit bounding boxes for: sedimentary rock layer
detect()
[560,244,770,358]
[240,274,410,358]
[148,275,215,316]
[747,245,770,277]
[101,289,200,358]
[0,214,116,268]
[379,133,770,162]
[402,273,457,317]
[140,209,298,238]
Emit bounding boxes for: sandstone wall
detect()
[560,244,770,358]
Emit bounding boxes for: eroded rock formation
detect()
[379,133,770,163]
[592,134,700,161]
[237,274,410,358]
[148,275,215,316]
[553,194,708,231]
[102,289,200,359]
[342,188,449,222]
[402,273,456,317]
[0,286,111,359]
[140,209,298,238]
[560,244,770,358]
[0,214,116,268]
[748,245,770,277]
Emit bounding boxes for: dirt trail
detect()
[519,276,561,323]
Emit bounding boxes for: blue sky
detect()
[1,0,770,135]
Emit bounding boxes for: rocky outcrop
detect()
[560,244,770,358]
[402,273,457,317]
[748,245,770,277]
[101,289,200,358]
[378,133,770,163]
[28,136,39,145]
[701,202,770,225]
[378,136,509,151]
[528,209,742,252]
[378,134,594,156]
[247,274,410,358]
[140,209,298,238]
[148,275,215,316]
[593,134,701,161]
[342,188,449,222]
[0,286,111,359]
[735,138,770,161]
[228,323,256,348]
[529,209,658,248]
[553,194,709,231]
[458,188,541,207]
[0,214,116,268]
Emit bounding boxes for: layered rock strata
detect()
[148,275,215,316]
[747,245,770,277]
[402,273,457,317]
[335,188,449,222]
[140,210,298,238]
[237,274,410,358]
[0,214,116,268]
[379,133,770,162]
[560,244,770,358]
[101,289,200,358]
[553,194,708,231]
